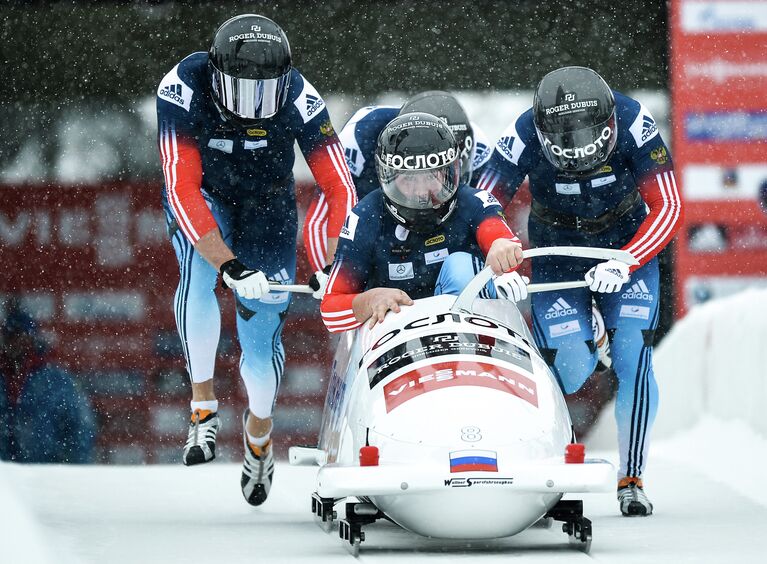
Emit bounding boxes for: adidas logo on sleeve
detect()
[629,102,659,148]
[641,115,658,142]
[294,77,326,123]
[305,94,323,115]
[621,279,653,301]
[157,65,193,112]
[544,297,578,319]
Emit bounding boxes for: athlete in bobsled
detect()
[320,112,529,331]
[296,113,617,554]
[303,91,493,275]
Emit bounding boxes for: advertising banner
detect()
[670,0,767,314]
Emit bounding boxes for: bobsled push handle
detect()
[450,246,639,313]
[267,283,315,294]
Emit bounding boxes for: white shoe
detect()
[182,409,220,466]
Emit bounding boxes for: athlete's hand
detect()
[585,259,630,293]
[308,265,332,300]
[485,238,524,275]
[353,288,414,329]
[494,271,530,303]
[220,259,270,300]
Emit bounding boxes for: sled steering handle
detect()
[451,246,639,313]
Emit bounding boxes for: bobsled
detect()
[290,247,636,554]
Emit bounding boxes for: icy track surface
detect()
[4,420,767,564]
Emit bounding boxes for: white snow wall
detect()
[653,288,767,438]
[0,462,56,564]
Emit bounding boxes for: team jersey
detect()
[304,104,493,271]
[338,105,400,198]
[476,91,682,270]
[320,186,517,332]
[157,52,356,245]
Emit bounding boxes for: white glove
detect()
[220,259,270,300]
[585,259,631,293]
[308,265,332,300]
[494,271,530,303]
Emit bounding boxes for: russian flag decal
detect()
[449,450,498,473]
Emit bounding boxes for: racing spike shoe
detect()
[241,414,275,506]
[618,477,653,516]
[183,409,220,466]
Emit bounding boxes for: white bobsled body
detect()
[312,295,612,540]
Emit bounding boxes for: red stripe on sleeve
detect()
[159,122,217,244]
[476,216,519,257]
[624,170,683,271]
[477,170,511,207]
[320,259,363,333]
[302,190,329,272]
[306,139,357,238]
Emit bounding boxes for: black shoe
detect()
[240,412,275,506]
[618,477,653,516]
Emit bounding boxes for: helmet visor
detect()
[378,160,460,210]
[211,66,291,120]
[537,114,617,174]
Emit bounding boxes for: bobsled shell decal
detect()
[383,360,538,413]
[449,449,498,473]
[368,332,532,388]
[367,312,534,354]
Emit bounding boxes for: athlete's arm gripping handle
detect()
[494,272,530,303]
[451,246,638,313]
[220,259,270,300]
[308,265,333,300]
[585,259,631,293]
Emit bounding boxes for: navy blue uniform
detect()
[477,91,683,479]
[320,186,517,332]
[157,52,355,417]
[304,104,493,271]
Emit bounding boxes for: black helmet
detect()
[400,91,474,185]
[208,14,292,125]
[376,113,461,234]
[533,66,617,175]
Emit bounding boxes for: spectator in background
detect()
[0,301,96,463]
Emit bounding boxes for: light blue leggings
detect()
[530,256,660,479]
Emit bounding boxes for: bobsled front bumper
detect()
[316,458,614,498]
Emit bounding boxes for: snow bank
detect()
[653,288,767,438]
[0,462,56,564]
[652,416,767,508]
[587,288,767,454]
